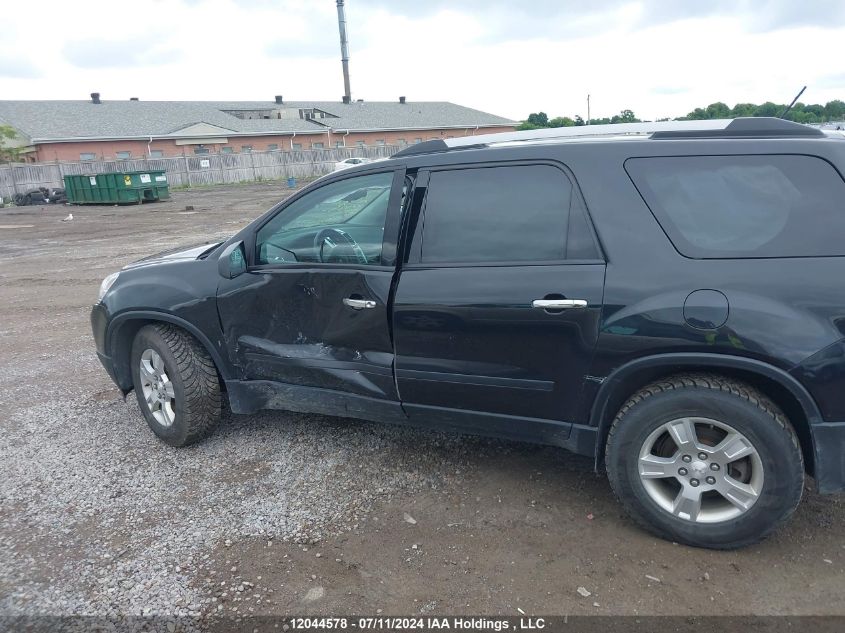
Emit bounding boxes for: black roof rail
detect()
[651,117,824,139]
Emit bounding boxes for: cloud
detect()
[266,38,339,59]
[62,37,182,69]
[0,56,41,79]
[358,0,845,36]
[651,86,689,95]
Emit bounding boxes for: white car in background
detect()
[333,157,373,171]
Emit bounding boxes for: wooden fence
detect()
[0,144,403,201]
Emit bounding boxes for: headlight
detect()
[98,272,120,301]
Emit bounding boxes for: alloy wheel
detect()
[638,417,764,523]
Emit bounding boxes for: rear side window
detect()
[419,164,599,264]
[626,155,845,258]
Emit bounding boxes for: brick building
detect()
[0,95,516,163]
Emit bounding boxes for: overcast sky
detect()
[1,0,842,121]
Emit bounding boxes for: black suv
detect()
[91,117,845,549]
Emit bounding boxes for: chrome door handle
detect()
[532,299,588,309]
[343,297,377,309]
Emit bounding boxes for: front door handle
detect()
[532,299,588,309]
[343,297,377,309]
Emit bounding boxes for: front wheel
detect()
[130,324,221,447]
[606,374,804,549]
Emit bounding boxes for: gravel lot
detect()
[0,182,843,627]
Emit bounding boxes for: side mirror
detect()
[218,241,247,279]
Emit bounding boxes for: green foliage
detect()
[676,99,845,123]
[519,110,641,128]
[527,112,549,127]
[520,99,845,130]
[0,124,20,162]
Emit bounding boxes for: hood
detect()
[123,242,222,270]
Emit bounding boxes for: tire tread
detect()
[605,372,804,549]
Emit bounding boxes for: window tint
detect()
[256,172,394,266]
[627,155,845,258]
[419,165,597,263]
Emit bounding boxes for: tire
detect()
[605,374,804,549]
[130,324,221,447]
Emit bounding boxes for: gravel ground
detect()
[0,182,843,628]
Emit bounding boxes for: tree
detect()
[548,116,576,128]
[0,125,20,162]
[705,102,731,119]
[527,112,549,127]
[611,109,640,123]
[516,121,541,131]
[825,100,845,120]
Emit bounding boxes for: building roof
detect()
[0,99,516,144]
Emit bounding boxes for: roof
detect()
[0,99,517,144]
[392,117,832,158]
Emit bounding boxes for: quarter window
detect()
[626,155,845,258]
[255,172,394,266]
[419,165,598,264]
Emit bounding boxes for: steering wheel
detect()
[313,228,368,264]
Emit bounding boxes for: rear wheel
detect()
[130,324,221,446]
[606,374,804,549]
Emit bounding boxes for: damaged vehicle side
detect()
[92,118,845,549]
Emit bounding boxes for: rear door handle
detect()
[532,299,588,309]
[343,297,377,309]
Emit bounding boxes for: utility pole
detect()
[587,94,591,125]
[336,0,352,104]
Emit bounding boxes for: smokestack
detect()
[275,95,283,104]
[91,92,101,104]
[399,96,406,104]
[336,0,351,103]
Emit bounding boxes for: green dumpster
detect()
[64,170,170,205]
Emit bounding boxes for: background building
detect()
[0,95,517,163]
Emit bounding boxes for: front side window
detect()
[626,155,845,258]
[256,171,394,266]
[419,164,598,264]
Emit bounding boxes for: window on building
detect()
[376,139,385,146]
[312,142,324,149]
[397,138,407,145]
[80,152,96,161]
[626,155,845,258]
[267,143,279,151]
[413,138,422,144]
[221,147,233,154]
[292,143,302,150]
[193,146,210,155]
[116,151,131,160]
[241,145,253,153]
[149,150,164,158]
[356,140,365,148]
[418,165,598,264]
[335,141,345,148]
